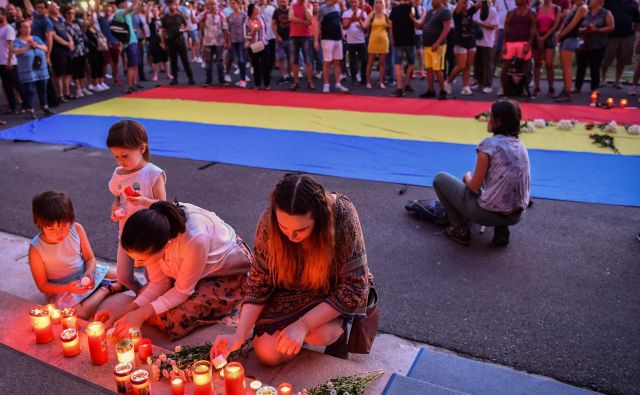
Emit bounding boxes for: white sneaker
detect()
[88,84,98,91]
[339,73,346,81]
[444,81,452,95]
[629,86,637,96]
[461,86,473,96]
[105,73,113,79]
[235,80,247,88]
[234,67,240,75]
[482,87,494,94]
[100,83,110,91]
[498,87,504,96]
[322,83,330,93]
[224,74,232,83]
[314,71,322,80]
[76,90,84,98]
[245,75,251,82]
[335,83,349,93]
[83,88,93,95]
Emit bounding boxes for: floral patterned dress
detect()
[245,194,370,336]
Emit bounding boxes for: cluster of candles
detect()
[590,91,629,108]
[30,305,294,394]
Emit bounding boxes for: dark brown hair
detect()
[32,191,75,228]
[121,201,186,254]
[106,120,151,161]
[268,174,335,292]
[490,100,522,137]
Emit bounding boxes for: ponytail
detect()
[121,201,187,254]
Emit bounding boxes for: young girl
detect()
[29,191,121,320]
[107,120,167,295]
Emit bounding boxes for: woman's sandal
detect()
[100,279,124,295]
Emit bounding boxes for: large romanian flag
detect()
[2,87,639,206]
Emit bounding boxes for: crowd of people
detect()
[0,0,638,116]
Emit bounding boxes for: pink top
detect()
[536,5,556,35]
[290,1,312,37]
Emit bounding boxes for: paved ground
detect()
[0,66,638,394]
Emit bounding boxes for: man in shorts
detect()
[114,0,142,93]
[272,0,291,84]
[390,0,418,96]
[417,0,451,99]
[600,0,639,89]
[288,0,314,90]
[315,0,348,92]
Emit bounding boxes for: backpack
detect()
[109,17,130,44]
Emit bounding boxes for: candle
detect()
[29,308,54,344]
[60,328,81,357]
[192,360,213,395]
[620,98,628,109]
[256,386,278,395]
[128,328,142,351]
[116,338,135,365]
[171,378,185,395]
[114,362,134,394]
[249,379,263,392]
[45,304,55,314]
[223,362,245,395]
[61,308,78,330]
[50,308,61,325]
[606,97,614,107]
[86,321,109,365]
[278,383,293,394]
[590,91,598,103]
[130,369,151,395]
[138,338,152,363]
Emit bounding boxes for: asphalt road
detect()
[0,66,638,394]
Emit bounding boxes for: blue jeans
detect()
[23,79,47,111]
[290,36,312,65]
[231,42,247,80]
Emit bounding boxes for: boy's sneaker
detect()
[445,225,470,246]
[492,226,510,247]
[461,86,473,95]
[335,84,349,93]
[322,84,330,93]
[419,90,436,98]
[444,81,452,94]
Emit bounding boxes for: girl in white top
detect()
[29,191,121,319]
[96,201,252,341]
[107,120,167,295]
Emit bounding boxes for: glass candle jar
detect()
[86,321,109,365]
[60,308,78,330]
[29,308,54,344]
[256,386,278,395]
[223,362,246,395]
[50,308,62,325]
[128,328,142,351]
[114,362,134,394]
[192,360,213,395]
[116,338,135,365]
[130,369,151,395]
[278,383,293,395]
[171,377,185,395]
[138,338,152,364]
[60,328,81,357]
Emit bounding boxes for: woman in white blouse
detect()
[96,201,252,340]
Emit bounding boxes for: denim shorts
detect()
[125,43,140,68]
[290,36,312,65]
[188,30,199,43]
[393,45,416,65]
[560,37,580,52]
[276,39,290,61]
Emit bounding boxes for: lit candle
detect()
[60,328,81,357]
[620,98,628,109]
[128,328,142,351]
[116,338,135,365]
[29,308,54,344]
[61,308,79,330]
[249,379,263,393]
[590,91,598,104]
[86,321,109,365]
[192,360,213,395]
[45,304,55,314]
[138,338,152,363]
[114,362,134,394]
[278,383,293,394]
[50,308,61,325]
[256,386,278,395]
[223,362,245,395]
[130,369,151,395]
[171,377,185,395]
[606,97,614,107]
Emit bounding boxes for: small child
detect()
[107,120,167,294]
[29,191,120,320]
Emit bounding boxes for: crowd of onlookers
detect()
[0,0,638,118]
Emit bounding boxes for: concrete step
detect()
[404,348,600,395]
[382,373,467,395]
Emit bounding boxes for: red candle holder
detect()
[606,97,614,107]
[86,321,109,365]
[60,328,81,357]
[278,383,293,394]
[61,307,78,330]
[223,362,245,395]
[138,338,152,363]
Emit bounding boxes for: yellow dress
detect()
[368,15,389,54]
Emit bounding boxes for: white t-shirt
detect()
[473,6,498,47]
[0,24,17,66]
[342,9,367,44]
[262,4,276,40]
[495,0,516,29]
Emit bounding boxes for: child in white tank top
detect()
[107,120,167,294]
[29,191,121,319]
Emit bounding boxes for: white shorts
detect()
[453,45,476,55]
[321,40,343,62]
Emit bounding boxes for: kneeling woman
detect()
[97,201,252,340]
[212,174,370,365]
[433,100,530,246]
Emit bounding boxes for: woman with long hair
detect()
[555,0,587,102]
[532,0,561,96]
[363,0,390,89]
[574,0,613,94]
[211,174,371,365]
[444,0,481,96]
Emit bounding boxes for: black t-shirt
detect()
[604,0,640,38]
[161,12,186,40]
[318,3,343,40]
[390,3,416,46]
[272,7,290,40]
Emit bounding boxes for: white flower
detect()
[521,122,534,133]
[326,382,334,390]
[557,120,575,131]
[329,391,337,395]
[603,121,618,133]
[533,119,546,128]
[174,345,182,352]
[627,125,640,135]
[159,353,167,362]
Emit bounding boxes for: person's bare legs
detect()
[378,55,386,87]
[447,53,465,84]
[366,53,375,86]
[332,59,341,85]
[560,50,573,94]
[462,51,475,87]
[533,48,542,91]
[545,48,555,93]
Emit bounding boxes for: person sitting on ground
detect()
[29,191,121,320]
[95,201,253,341]
[211,174,371,365]
[433,100,530,247]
